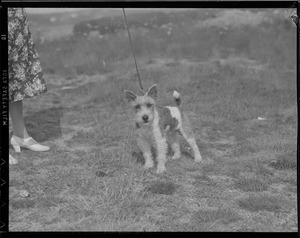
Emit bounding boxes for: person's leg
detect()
[9,100,50,152]
[9,100,29,139]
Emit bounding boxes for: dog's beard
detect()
[136,118,153,127]
[140,120,151,126]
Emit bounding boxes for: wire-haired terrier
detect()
[125,84,203,174]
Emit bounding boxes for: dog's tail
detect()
[173,90,181,107]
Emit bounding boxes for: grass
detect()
[192,208,241,225]
[8,9,297,231]
[234,176,269,192]
[238,194,283,212]
[271,150,297,170]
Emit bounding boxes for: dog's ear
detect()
[146,84,157,100]
[125,90,137,102]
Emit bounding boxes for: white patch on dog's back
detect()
[165,106,182,130]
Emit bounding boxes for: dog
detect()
[125,84,203,174]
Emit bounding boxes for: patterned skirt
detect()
[8,8,47,103]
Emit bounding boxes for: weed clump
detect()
[269,151,297,170]
[234,177,268,192]
[238,194,282,212]
[148,181,177,195]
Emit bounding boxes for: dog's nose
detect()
[142,115,148,122]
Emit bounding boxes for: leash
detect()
[122,8,144,92]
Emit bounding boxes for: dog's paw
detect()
[156,165,166,174]
[172,154,181,160]
[144,162,154,169]
[194,155,203,163]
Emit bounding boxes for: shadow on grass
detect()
[132,151,145,165]
[24,106,64,143]
[132,144,197,167]
[10,199,36,210]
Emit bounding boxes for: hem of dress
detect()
[9,89,47,103]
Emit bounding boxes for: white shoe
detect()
[11,135,50,153]
[9,154,18,164]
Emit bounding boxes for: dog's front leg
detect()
[155,138,168,174]
[137,136,154,169]
[167,130,181,160]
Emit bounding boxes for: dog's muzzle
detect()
[142,115,149,122]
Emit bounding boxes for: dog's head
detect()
[125,84,157,125]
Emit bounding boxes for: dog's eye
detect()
[135,105,141,110]
[146,103,152,108]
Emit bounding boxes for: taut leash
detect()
[122,8,144,92]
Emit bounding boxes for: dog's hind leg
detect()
[179,113,202,162]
